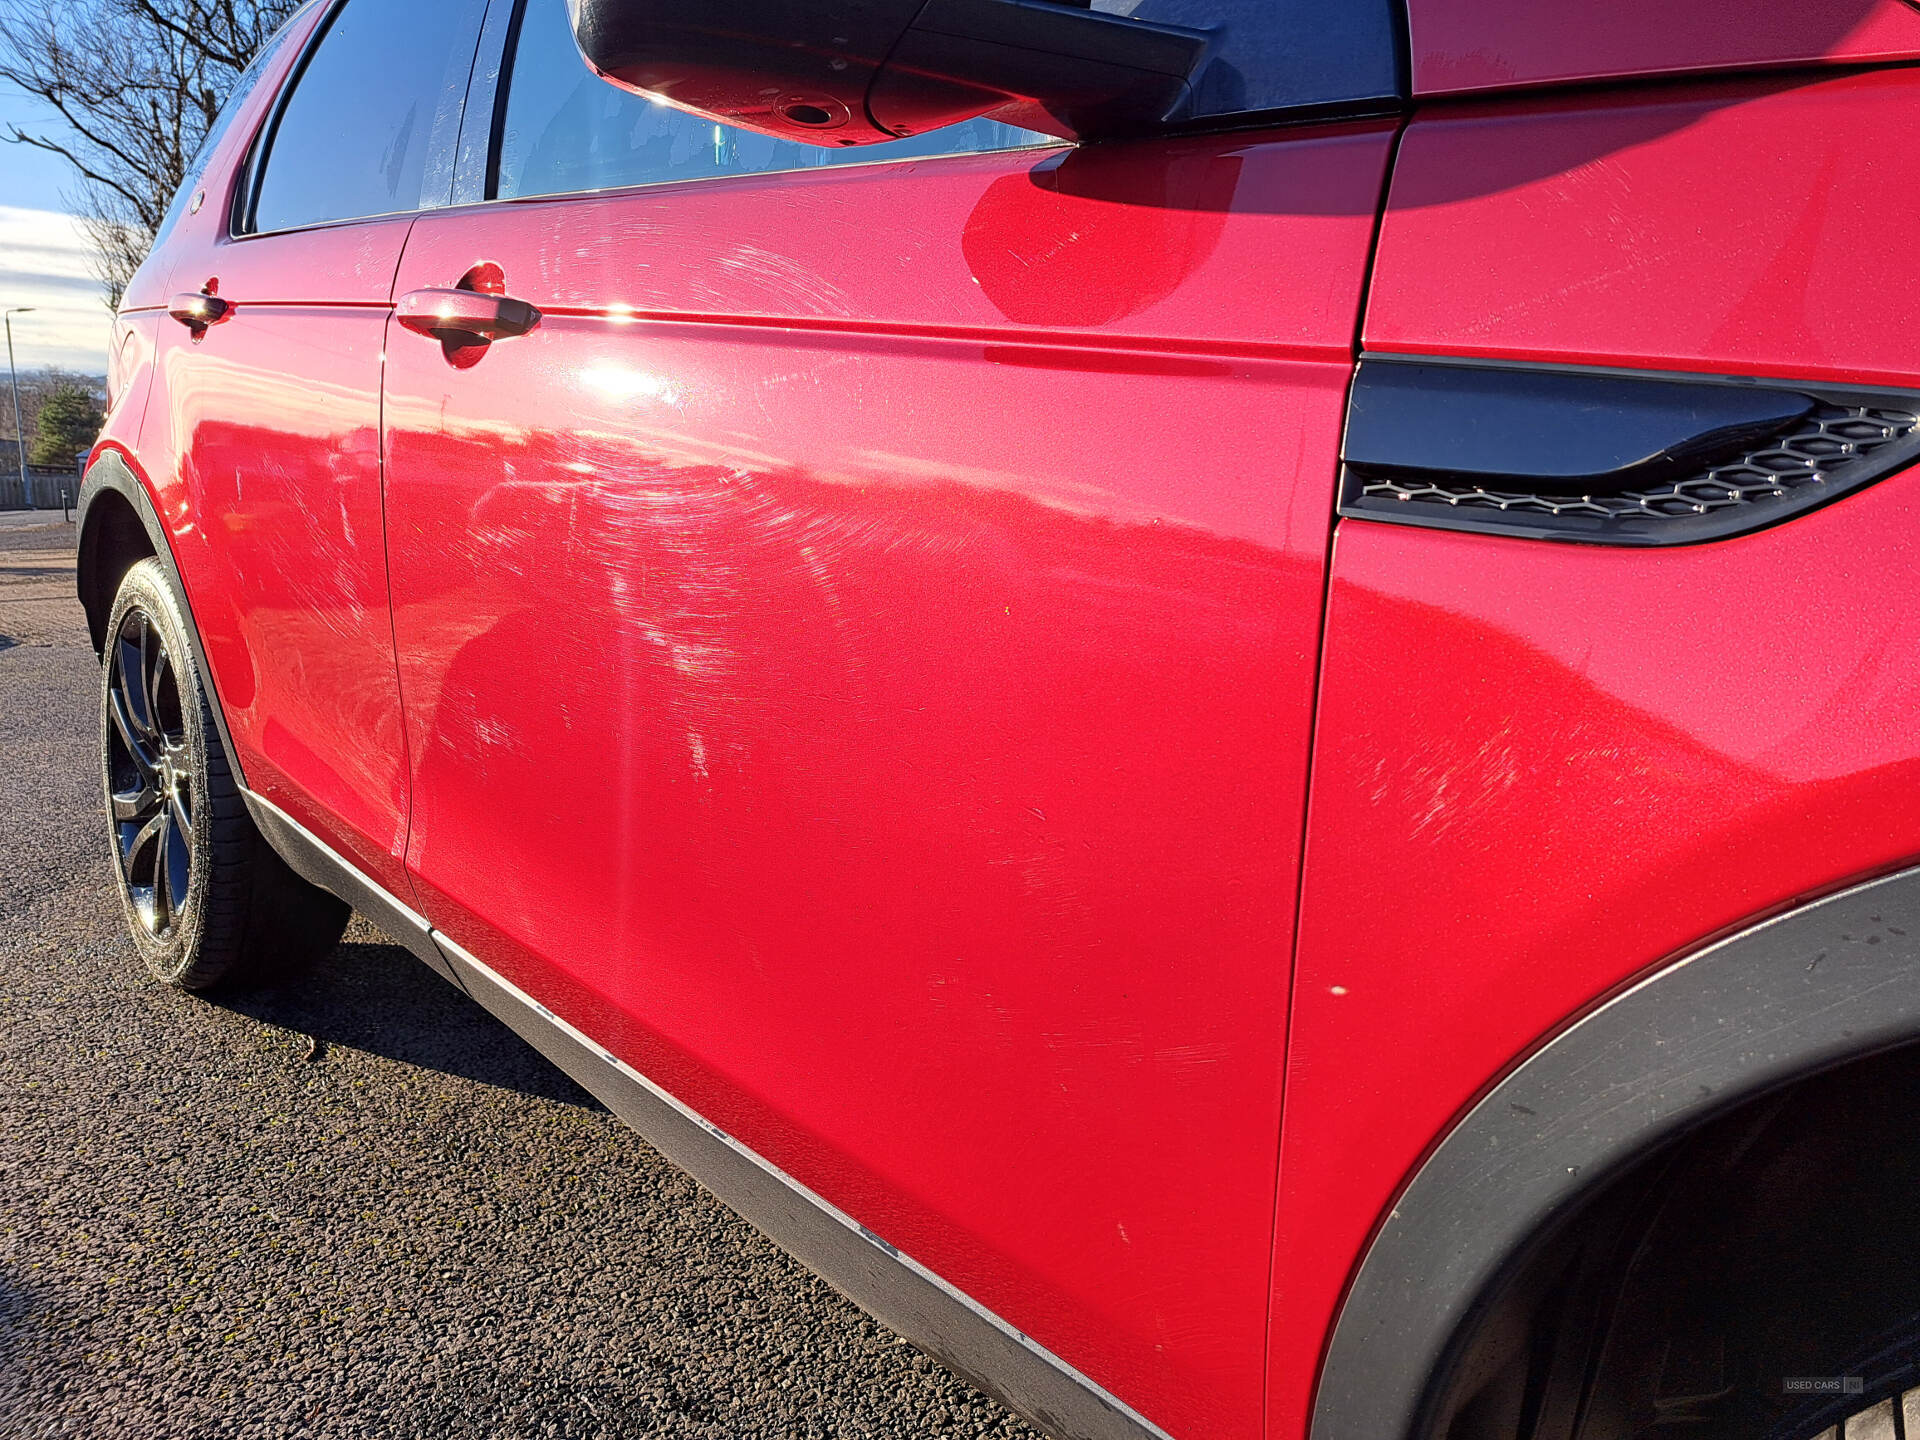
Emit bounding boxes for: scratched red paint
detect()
[380,125,1392,1440]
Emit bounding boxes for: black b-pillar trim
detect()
[1310,861,1920,1440]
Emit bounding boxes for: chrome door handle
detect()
[168,291,231,333]
[395,288,542,347]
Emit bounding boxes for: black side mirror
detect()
[566,0,1214,145]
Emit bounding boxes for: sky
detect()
[0,80,115,376]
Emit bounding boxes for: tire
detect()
[101,558,349,989]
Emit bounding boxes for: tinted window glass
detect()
[495,0,1049,201]
[253,0,480,232]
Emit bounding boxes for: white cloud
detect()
[0,206,115,375]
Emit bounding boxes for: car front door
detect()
[143,0,485,898]
[1270,60,1920,1440]
[381,1,1393,1433]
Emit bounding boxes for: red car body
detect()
[75,2,1920,1438]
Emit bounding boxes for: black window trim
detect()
[231,0,343,238]
[449,0,518,206]
[229,0,1409,229]
[215,0,325,241]
[483,0,537,203]
[231,0,489,241]
[483,0,534,202]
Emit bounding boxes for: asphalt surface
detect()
[0,508,1042,1440]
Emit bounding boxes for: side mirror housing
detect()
[566,0,1299,146]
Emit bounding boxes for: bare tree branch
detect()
[6,126,157,218]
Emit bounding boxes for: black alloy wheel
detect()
[106,604,195,939]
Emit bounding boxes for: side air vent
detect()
[1339,359,1920,546]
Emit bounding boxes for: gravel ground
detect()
[0,509,1041,1440]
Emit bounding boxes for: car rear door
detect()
[141,0,485,898]
[380,0,1394,1433]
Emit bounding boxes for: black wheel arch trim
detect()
[78,450,251,793]
[1310,859,1920,1440]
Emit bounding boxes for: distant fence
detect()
[0,464,80,512]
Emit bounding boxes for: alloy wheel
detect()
[106,606,193,938]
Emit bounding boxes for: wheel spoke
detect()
[137,615,153,724]
[116,635,152,740]
[148,643,172,743]
[154,810,174,932]
[111,782,159,822]
[126,809,165,873]
[140,614,166,743]
[169,808,192,922]
[107,604,193,938]
[108,685,158,775]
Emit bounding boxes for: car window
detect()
[251,0,482,233]
[493,0,1052,202]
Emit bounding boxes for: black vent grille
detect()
[1354,404,1918,521]
[1344,368,1920,549]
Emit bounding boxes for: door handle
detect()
[395,287,541,347]
[168,290,231,334]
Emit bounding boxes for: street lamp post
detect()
[5,307,35,493]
